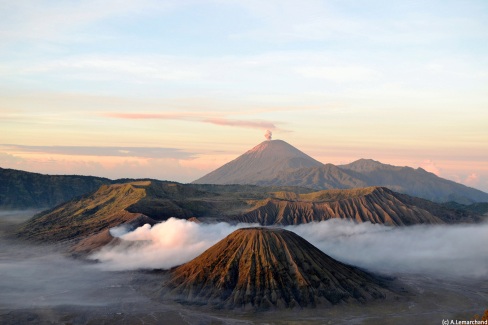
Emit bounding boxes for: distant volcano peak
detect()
[193,139,322,185]
[164,227,389,309]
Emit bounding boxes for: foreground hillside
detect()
[0,167,111,209]
[165,227,392,309]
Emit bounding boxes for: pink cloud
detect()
[203,118,276,130]
[104,112,277,130]
[464,173,480,186]
[103,112,195,120]
[419,159,441,176]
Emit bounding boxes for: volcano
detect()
[165,227,390,309]
[192,140,488,204]
[192,140,322,185]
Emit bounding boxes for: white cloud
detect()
[295,66,378,82]
[90,218,258,270]
[0,0,184,42]
[1,144,196,159]
[91,218,488,279]
[16,55,202,82]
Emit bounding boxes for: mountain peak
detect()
[193,140,323,185]
[165,227,389,309]
[339,158,393,172]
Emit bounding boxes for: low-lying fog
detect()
[1,210,487,320]
[0,211,148,311]
[92,217,488,278]
[0,211,488,324]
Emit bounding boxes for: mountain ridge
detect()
[234,186,469,226]
[0,167,112,209]
[193,141,488,204]
[16,181,480,255]
[338,159,488,203]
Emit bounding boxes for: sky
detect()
[0,0,487,191]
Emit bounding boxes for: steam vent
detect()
[165,227,390,309]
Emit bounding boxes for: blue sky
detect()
[1,0,487,190]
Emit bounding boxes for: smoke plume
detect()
[264,130,272,140]
[90,218,488,278]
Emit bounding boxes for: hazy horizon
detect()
[1,1,487,191]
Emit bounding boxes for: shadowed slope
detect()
[339,159,488,203]
[236,187,454,226]
[17,181,150,243]
[165,227,391,309]
[0,167,111,209]
[15,181,307,252]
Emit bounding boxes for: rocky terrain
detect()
[15,181,309,253]
[164,227,393,309]
[16,180,481,255]
[237,186,479,226]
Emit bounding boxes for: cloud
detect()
[464,173,480,187]
[295,66,378,83]
[0,1,183,43]
[91,218,488,279]
[0,151,206,183]
[1,144,196,160]
[104,112,198,120]
[0,236,141,309]
[419,159,441,176]
[203,118,276,130]
[90,218,258,271]
[289,220,488,278]
[105,113,277,130]
[19,56,201,82]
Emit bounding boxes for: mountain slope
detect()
[165,227,391,309]
[17,181,151,243]
[257,163,367,189]
[192,140,488,203]
[193,140,322,185]
[16,181,304,250]
[339,159,488,203]
[235,187,468,226]
[16,182,479,254]
[0,167,111,209]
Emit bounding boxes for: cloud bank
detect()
[90,218,258,271]
[289,220,488,278]
[91,218,488,279]
[1,144,195,159]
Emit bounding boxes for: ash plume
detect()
[264,130,272,140]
